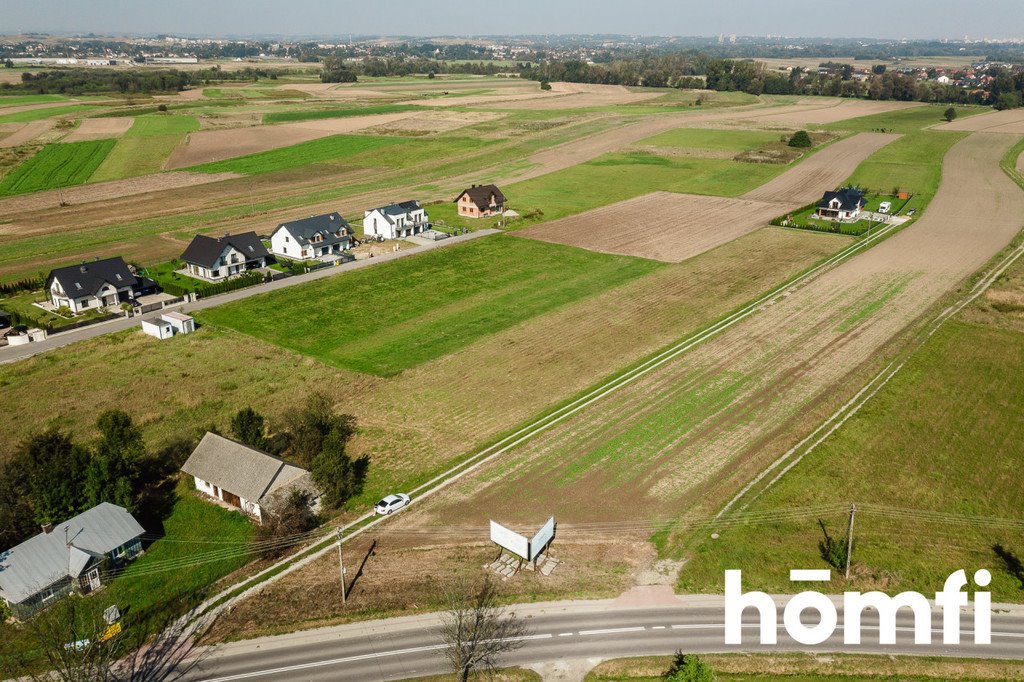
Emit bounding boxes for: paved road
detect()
[187,595,1024,681]
[0,230,497,365]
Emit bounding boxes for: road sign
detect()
[100,622,122,642]
[103,605,120,625]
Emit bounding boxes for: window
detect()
[75,283,83,290]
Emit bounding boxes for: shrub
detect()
[157,103,168,112]
[944,106,957,122]
[539,80,552,91]
[788,130,813,148]
[663,651,716,681]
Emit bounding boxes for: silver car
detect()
[374,493,411,515]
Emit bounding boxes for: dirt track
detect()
[404,117,1024,527]
[515,133,899,262]
[741,132,899,204]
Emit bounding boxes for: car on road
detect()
[878,201,891,214]
[375,493,411,515]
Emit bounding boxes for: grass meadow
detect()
[0,104,99,123]
[190,133,409,175]
[198,235,663,376]
[263,103,422,124]
[91,114,200,181]
[678,262,1024,601]
[0,139,115,195]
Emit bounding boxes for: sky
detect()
[3,0,1024,40]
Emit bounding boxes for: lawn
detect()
[845,130,964,199]
[198,235,664,377]
[0,290,109,329]
[138,259,205,293]
[263,104,422,124]
[91,114,200,181]
[0,139,115,195]
[678,267,1024,601]
[190,133,409,175]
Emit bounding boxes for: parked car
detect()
[908,209,917,216]
[4,325,28,337]
[128,298,141,307]
[878,201,892,214]
[374,493,411,515]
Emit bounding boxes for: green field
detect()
[820,103,984,134]
[635,127,785,151]
[0,139,115,195]
[263,104,422,124]
[678,260,1024,601]
[0,104,98,123]
[846,130,964,199]
[0,94,69,107]
[198,235,663,376]
[191,133,409,175]
[91,114,200,181]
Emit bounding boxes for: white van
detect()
[878,201,892,214]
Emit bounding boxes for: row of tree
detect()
[1,66,297,95]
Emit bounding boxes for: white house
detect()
[816,188,865,221]
[180,232,269,281]
[47,257,153,314]
[141,311,195,340]
[0,503,144,620]
[363,200,429,240]
[181,433,322,523]
[270,212,352,261]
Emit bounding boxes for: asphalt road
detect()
[0,230,497,365]
[186,597,1024,681]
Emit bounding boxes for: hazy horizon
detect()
[4,0,1024,42]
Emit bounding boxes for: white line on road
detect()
[578,626,646,636]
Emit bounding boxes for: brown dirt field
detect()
[163,112,418,168]
[514,192,784,263]
[401,130,1024,534]
[0,120,55,148]
[934,107,1024,134]
[61,116,134,141]
[210,533,655,641]
[515,133,897,263]
[0,170,241,217]
[197,111,262,130]
[0,101,81,115]
[740,132,899,204]
[284,83,398,100]
[363,110,505,135]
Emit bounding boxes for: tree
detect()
[428,69,436,79]
[0,596,213,682]
[230,406,268,450]
[255,489,318,557]
[539,80,551,91]
[0,458,37,547]
[85,410,145,512]
[282,391,353,466]
[944,106,958,122]
[663,651,716,682]
[788,130,813,148]
[310,423,368,509]
[994,92,1019,111]
[320,56,357,83]
[440,575,529,682]
[21,429,90,525]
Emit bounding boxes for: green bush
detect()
[664,651,716,681]
[788,130,813,148]
[196,272,264,299]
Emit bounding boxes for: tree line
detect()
[1,66,299,95]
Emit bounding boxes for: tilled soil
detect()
[934,107,1024,134]
[0,120,56,148]
[61,116,134,142]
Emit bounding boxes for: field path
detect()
[403,119,1024,528]
[514,132,898,262]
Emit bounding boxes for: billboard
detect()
[490,520,530,559]
[529,517,556,560]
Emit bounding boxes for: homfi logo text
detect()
[724,569,991,645]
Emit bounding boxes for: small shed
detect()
[141,318,174,340]
[161,311,195,335]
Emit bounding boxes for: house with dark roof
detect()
[455,184,505,218]
[270,212,352,261]
[180,232,269,281]
[0,503,144,620]
[817,188,865,221]
[47,257,152,314]
[181,433,322,523]
[363,200,429,240]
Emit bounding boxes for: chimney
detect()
[41,522,53,534]
[80,264,88,273]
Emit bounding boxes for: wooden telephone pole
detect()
[844,503,856,579]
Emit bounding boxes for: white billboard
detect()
[529,517,555,560]
[490,520,529,560]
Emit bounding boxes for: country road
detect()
[187,595,1024,681]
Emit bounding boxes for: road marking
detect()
[579,626,646,636]
[558,632,574,637]
[651,625,666,630]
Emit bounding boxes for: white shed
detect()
[161,311,195,335]
[141,318,174,340]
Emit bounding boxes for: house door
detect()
[222,490,242,508]
[87,568,101,591]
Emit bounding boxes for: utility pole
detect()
[337,527,346,604]
[844,503,856,580]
